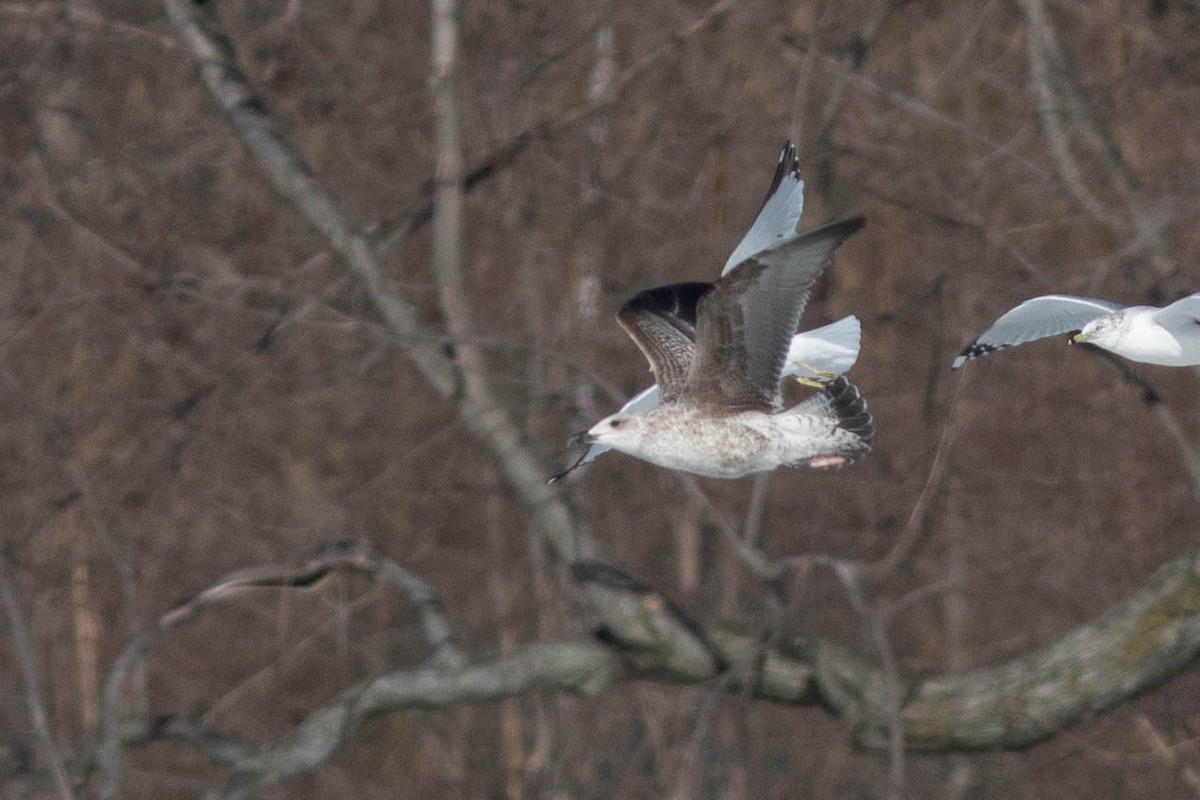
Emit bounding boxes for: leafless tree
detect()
[6,1,1200,798]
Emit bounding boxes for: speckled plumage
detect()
[586,377,873,478]
[568,216,873,480]
[551,143,866,483]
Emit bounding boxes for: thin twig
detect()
[865,375,966,581]
[1016,0,1122,228]
[1075,344,1200,499]
[676,475,778,579]
[0,550,76,800]
[1016,0,1179,284]
[161,0,596,565]
[741,472,771,547]
[833,561,905,800]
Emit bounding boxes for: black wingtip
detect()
[754,140,803,218]
[951,341,1006,369]
[779,139,799,178]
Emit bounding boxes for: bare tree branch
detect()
[58,525,1200,797]
[135,4,1200,798]
[833,561,905,800]
[96,542,461,798]
[161,0,596,569]
[781,31,1052,181]
[1016,0,1179,284]
[0,551,76,800]
[218,641,619,800]
[393,0,735,244]
[161,0,453,394]
[117,713,256,768]
[1016,0,1123,229]
[823,543,1200,751]
[429,0,471,390]
[227,539,1200,795]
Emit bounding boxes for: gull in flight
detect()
[550,142,862,481]
[953,294,1200,368]
[558,217,872,480]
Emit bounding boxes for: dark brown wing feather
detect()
[683,217,866,413]
[616,282,712,404]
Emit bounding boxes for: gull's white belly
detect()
[628,409,843,479]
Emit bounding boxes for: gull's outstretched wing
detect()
[616,282,711,403]
[952,295,1124,369]
[1151,293,1200,337]
[722,141,805,274]
[685,217,866,412]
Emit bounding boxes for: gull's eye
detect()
[610,419,622,429]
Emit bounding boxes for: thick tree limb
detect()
[219,642,620,800]
[822,544,1200,751]
[210,547,1199,792]
[70,534,1200,796]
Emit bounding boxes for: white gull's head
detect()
[1071,312,1128,349]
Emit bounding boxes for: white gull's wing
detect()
[952,295,1125,369]
[784,315,860,379]
[1151,293,1200,336]
[722,142,805,275]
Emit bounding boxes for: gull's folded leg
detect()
[791,360,839,388]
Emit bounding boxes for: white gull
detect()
[953,293,1200,368]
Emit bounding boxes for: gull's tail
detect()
[830,376,874,444]
[787,376,874,465]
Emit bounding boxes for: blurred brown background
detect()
[5,0,1200,797]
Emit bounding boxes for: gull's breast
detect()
[637,410,774,478]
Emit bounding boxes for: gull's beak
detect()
[1067,331,1083,345]
[567,430,596,447]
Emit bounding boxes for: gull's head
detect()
[1070,314,1125,349]
[572,412,647,451]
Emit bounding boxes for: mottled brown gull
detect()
[549,142,861,482]
[563,217,873,480]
